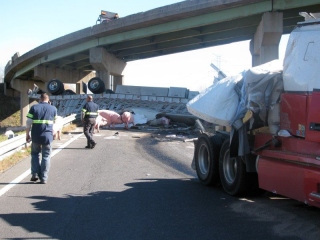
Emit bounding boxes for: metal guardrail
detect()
[60,114,77,126]
[0,134,27,156]
[0,114,77,161]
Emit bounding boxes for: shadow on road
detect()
[1,178,318,240]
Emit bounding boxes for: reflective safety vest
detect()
[26,102,57,144]
[82,101,99,118]
[26,116,54,125]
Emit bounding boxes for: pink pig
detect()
[98,110,123,129]
[121,111,135,130]
[94,115,107,133]
[53,116,63,140]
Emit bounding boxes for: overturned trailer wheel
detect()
[219,140,258,196]
[47,79,64,95]
[63,89,76,95]
[88,77,105,94]
[194,133,224,186]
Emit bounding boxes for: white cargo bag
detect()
[186,74,243,126]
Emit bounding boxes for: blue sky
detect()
[0,0,289,91]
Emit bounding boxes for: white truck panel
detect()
[283,23,320,92]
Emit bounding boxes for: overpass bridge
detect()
[3,0,320,125]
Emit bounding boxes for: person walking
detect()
[81,95,99,149]
[26,93,57,184]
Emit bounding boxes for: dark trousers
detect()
[83,118,96,146]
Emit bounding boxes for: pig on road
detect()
[53,116,63,140]
[98,110,123,129]
[98,110,135,129]
[94,115,107,133]
[121,111,135,130]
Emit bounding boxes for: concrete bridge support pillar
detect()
[113,75,123,90]
[10,79,45,126]
[96,70,110,89]
[89,47,126,91]
[251,12,283,67]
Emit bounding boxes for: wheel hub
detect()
[198,144,209,176]
[90,80,99,89]
[223,150,237,184]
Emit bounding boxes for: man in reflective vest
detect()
[26,93,58,184]
[81,95,99,149]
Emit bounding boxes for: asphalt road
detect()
[0,128,319,240]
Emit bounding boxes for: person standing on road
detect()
[26,93,57,184]
[81,95,99,149]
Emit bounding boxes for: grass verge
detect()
[0,146,31,173]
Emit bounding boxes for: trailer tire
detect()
[88,77,105,94]
[194,133,224,186]
[62,89,76,95]
[47,79,64,95]
[219,139,249,196]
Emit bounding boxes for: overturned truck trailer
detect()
[187,14,320,208]
[29,84,200,125]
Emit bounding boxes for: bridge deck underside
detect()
[6,2,320,83]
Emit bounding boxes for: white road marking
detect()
[0,133,83,197]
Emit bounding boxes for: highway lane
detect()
[0,128,319,240]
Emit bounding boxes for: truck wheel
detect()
[88,77,105,94]
[47,79,64,95]
[219,140,247,196]
[62,89,76,95]
[194,133,223,186]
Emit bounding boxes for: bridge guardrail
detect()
[0,114,77,161]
